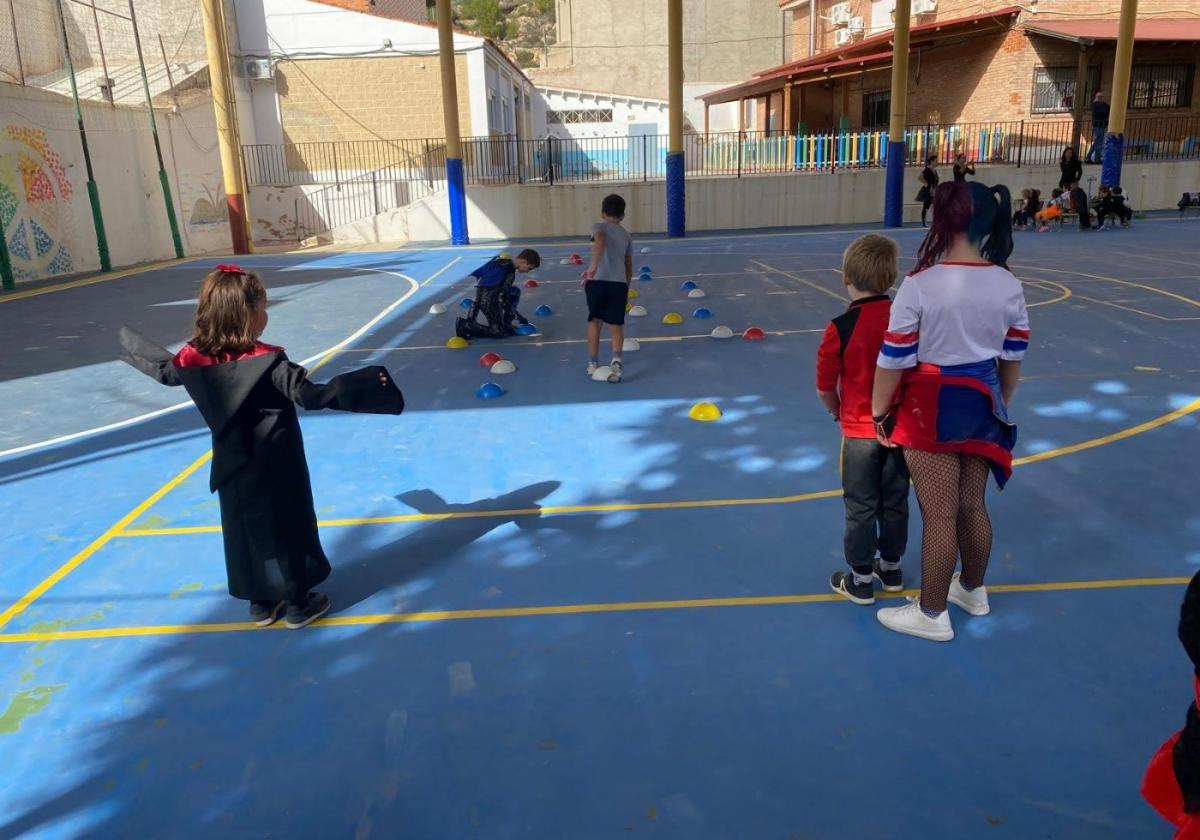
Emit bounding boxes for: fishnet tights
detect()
[904,450,993,613]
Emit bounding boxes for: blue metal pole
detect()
[446,157,468,246]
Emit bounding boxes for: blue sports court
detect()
[0,219,1198,838]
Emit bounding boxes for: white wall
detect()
[1,82,228,283]
[536,87,671,139]
[338,159,1200,245]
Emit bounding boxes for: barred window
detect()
[546,109,614,124]
[862,90,889,129]
[1129,64,1194,110]
[1031,65,1099,114]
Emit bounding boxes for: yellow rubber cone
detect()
[662,312,683,325]
[627,288,639,298]
[688,401,721,422]
[446,336,469,349]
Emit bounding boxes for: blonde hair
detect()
[842,234,898,294]
[191,268,267,358]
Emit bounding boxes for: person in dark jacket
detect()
[1059,147,1083,190]
[952,153,975,183]
[1086,92,1110,164]
[456,250,540,339]
[916,154,939,227]
[1067,181,1096,230]
[818,234,909,605]
[1143,571,1200,838]
[120,265,405,629]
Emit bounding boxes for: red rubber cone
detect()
[479,352,502,367]
[743,327,766,341]
[524,279,538,288]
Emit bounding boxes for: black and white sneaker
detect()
[872,559,904,592]
[250,600,285,627]
[830,571,875,605]
[285,592,331,629]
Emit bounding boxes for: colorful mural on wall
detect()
[0,126,78,281]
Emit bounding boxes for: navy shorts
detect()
[585,280,628,325]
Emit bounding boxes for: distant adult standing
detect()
[1059,147,1083,190]
[1086,92,1109,164]
[916,155,939,227]
[952,153,975,182]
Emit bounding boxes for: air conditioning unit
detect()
[847,16,865,34]
[835,28,855,46]
[830,2,852,25]
[913,0,937,14]
[243,58,273,80]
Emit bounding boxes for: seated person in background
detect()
[1179,191,1200,216]
[1096,186,1133,230]
[456,249,540,339]
[1068,182,1096,230]
[1013,188,1041,230]
[1036,189,1068,232]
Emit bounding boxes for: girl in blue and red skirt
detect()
[870,181,1029,642]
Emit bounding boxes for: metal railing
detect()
[256,116,1200,240]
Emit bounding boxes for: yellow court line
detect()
[1074,294,1172,321]
[341,328,824,353]
[0,575,1189,645]
[0,258,194,303]
[0,451,213,631]
[751,260,849,303]
[118,397,1200,539]
[1019,277,1073,308]
[1013,265,1200,310]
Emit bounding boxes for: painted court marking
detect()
[0,264,436,461]
[0,576,1188,645]
[114,396,1200,538]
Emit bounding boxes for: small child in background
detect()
[1013,188,1040,230]
[120,266,405,629]
[580,193,633,384]
[817,234,910,605]
[1036,188,1068,231]
[1094,185,1132,230]
[457,249,541,339]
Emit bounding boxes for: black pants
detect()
[842,437,910,571]
[457,286,512,338]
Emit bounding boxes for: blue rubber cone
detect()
[693,307,712,319]
[638,273,653,282]
[477,382,505,400]
[681,280,697,290]
[535,304,553,316]
[516,323,539,336]
[639,265,651,274]
[459,298,473,309]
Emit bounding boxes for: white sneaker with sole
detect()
[876,597,954,642]
[947,572,990,616]
[607,359,623,383]
[586,361,599,376]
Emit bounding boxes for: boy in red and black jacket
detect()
[816,234,910,605]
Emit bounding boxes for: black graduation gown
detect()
[119,327,404,602]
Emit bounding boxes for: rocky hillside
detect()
[453,0,555,68]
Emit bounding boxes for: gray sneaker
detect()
[586,361,599,376]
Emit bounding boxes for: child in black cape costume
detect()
[119,264,404,629]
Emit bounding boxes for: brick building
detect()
[702,0,1200,146]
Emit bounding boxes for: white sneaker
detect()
[876,597,954,642]
[586,361,599,376]
[947,572,990,616]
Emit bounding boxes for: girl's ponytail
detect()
[982,184,1013,269]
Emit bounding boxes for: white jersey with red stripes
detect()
[878,261,1030,370]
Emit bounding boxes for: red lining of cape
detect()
[173,342,284,368]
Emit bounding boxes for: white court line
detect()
[0,268,423,461]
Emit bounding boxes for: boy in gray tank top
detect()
[580,193,633,383]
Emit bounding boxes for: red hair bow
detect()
[215,263,245,275]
